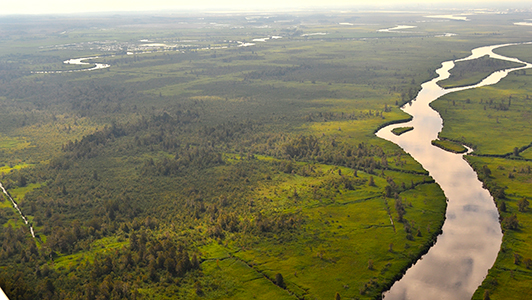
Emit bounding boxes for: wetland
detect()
[0,7,532,300]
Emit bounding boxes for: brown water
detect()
[377,42,532,300]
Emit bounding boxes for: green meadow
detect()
[431,139,468,153]
[438,55,524,88]
[391,127,414,136]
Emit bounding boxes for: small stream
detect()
[377,42,532,299]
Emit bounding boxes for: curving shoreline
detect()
[377,42,532,300]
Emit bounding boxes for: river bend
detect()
[377,42,532,300]
[33,56,110,74]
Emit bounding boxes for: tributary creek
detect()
[377,42,532,299]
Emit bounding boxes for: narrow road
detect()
[1,182,35,238]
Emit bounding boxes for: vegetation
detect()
[0,8,531,300]
[391,127,414,136]
[438,55,524,88]
[431,139,468,153]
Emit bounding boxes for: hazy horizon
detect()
[2,0,531,16]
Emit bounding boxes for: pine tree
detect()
[368,176,375,187]
[18,175,27,187]
[129,233,139,251]
[275,273,286,288]
[518,198,529,212]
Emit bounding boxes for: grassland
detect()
[431,139,468,153]
[0,8,532,300]
[438,55,524,88]
[392,127,414,136]
[432,76,532,154]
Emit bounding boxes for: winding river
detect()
[33,56,110,74]
[377,42,532,299]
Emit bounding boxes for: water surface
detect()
[377,42,532,300]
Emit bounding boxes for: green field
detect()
[439,55,524,88]
[391,127,414,136]
[431,139,468,153]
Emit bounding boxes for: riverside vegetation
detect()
[391,127,414,136]
[0,9,531,300]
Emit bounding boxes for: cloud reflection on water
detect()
[378,42,532,300]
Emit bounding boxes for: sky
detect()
[1,0,530,15]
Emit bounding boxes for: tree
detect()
[493,185,506,199]
[368,176,375,187]
[275,273,286,288]
[499,200,507,212]
[18,175,27,187]
[194,281,204,296]
[191,254,200,269]
[44,279,55,295]
[518,198,529,212]
[283,161,294,174]
[524,258,532,269]
[482,165,491,177]
[129,233,139,251]
[514,253,522,265]
[395,198,405,222]
[483,290,490,300]
[503,214,519,230]
[384,185,393,197]
[148,259,158,282]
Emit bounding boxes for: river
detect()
[377,42,532,300]
[33,56,110,74]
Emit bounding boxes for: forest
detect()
[0,8,532,300]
